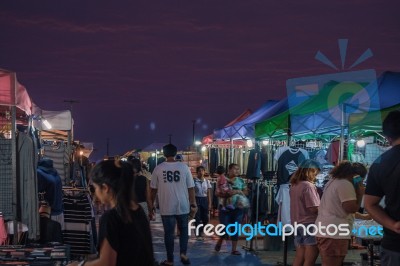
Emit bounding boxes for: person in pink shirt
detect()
[290,159,321,266]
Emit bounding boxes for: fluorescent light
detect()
[356,139,366,148]
[247,139,253,148]
[195,140,202,146]
[201,146,206,152]
[42,119,52,129]
[262,140,270,145]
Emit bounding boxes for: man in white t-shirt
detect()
[150,144,197,266]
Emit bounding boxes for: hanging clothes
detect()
[246,149,262,179]
[43,142,69,184]
[209,148,219,174]
[62,192,94,255]
[275,184,291,226]
[274,146,309,185]
[0,216,7,245]
[0,139,13,219]
[17,132,39,240]
[326,140,340,165]
[37,158,64,215]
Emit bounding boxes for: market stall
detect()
[203,109,252,174]
[32,104,74,185]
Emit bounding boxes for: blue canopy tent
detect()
[212,100,285,141]
[202,109,252,146]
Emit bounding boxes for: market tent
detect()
[0,69,33,221]
[32,103,73,131]
[349,71,400,134]
[31,103,73,141]
[0,69,32,116]
[202,109,252,145]
[212,100,285,140]
[255,79,372,139]
[142,142,168,152]
[80,142,94,158]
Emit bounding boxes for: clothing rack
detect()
[243,178,261,253]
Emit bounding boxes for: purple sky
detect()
[1,1,400,160]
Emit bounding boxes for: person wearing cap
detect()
[289,159,321,266]
[315,161,366,266]
[150,144,197,266]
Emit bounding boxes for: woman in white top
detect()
[315,161,365,266]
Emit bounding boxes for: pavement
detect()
[150,215,367,266]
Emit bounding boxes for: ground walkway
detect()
[150,215,365,266]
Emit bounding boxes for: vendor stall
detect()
[0,68,39,241]
[32,104,73,185]
[203,109,252,174]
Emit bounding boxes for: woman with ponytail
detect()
[67,160,154,266]
[289,159,321,266]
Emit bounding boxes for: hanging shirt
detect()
[37,158,64,215]
[274,147,309,185]
[326,140,340,165]
[275,184,291,226]
[246,149,262,179]
[0,216,7,245]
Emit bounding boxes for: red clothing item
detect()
[0,217,7,245]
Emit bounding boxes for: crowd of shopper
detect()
[64,110,400,266]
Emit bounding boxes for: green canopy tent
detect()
[349,104,400,137]
[348,71,400,137]
[255,80,368,140]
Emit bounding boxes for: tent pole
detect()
[10,73,19,244]
[339,104,345,162]
[230,138,234,164]
[287,116,291,146]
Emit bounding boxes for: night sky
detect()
[1,1,400,160]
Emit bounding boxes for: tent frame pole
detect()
[339,104,346,162]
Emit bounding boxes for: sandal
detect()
[231,250,241,256]
[160,260,174,266]
[214,243,222,252]
[180,254,191,265]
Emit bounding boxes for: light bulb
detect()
[356,139,366,148]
